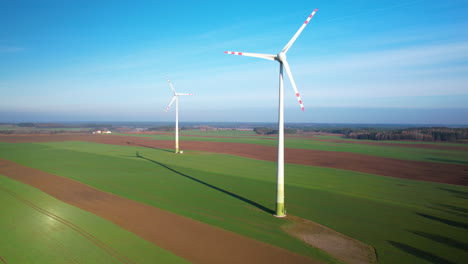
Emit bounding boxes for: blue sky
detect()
[1,0,467,124]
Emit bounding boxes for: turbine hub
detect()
[277,52,286,62]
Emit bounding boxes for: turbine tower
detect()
[165,78,194,154]
[224,9,318,217]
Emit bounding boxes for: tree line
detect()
[255,126,468,142]
[253,127,297,135]
[345,127,468,142]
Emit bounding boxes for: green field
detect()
[0,175,188,264]
[116,132,468,165]
[0,140,467,264]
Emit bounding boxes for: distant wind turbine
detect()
[224,9,319,217]
[165,78,195,154]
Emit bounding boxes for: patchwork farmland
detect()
[0,131,467,264]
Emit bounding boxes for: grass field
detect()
[0,175,188,264]
[1,140,467,264]
[116,132,468,165]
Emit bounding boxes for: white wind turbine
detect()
[225,9,318,217]
[165,78,195,154]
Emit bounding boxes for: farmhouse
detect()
[92,130,111,134]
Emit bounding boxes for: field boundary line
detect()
[0,185,136,264]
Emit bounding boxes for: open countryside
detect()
[1,126,467,264]
[1,1,468,263]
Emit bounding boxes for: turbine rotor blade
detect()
[282,60,304,111]
[176,93,196,96]
[224,51,276,61]
[281,8,318,54]
[167,78,176,94]
[165,96,176,112]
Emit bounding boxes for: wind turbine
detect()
[165,78,194,154]
[224,9,318,217]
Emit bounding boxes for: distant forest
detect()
[2,122,468,143]
[253,127,297,135]
[302,127,468,143]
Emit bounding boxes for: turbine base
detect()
[274,203,286,217]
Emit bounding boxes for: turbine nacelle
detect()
[224,9,318,112]
[164,79,195,112]
[276,52,286,63]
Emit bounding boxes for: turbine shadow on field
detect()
[426,205,468,218]
[408,230,468,251]
[416,212,468,229]
[137,155,275,214]
[438,188,468,199]
[436,203,468,213]
[425,158,468,165]
[388,241,455,264]
[126,141,173,153]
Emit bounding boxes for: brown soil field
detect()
[127,131,276,140]
[0,159,320,264]
[1,134,466,186]
[314,139,468,151]
[129,132,468,151]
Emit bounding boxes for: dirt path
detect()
[1,134,467,186]
[0,159,320,264]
